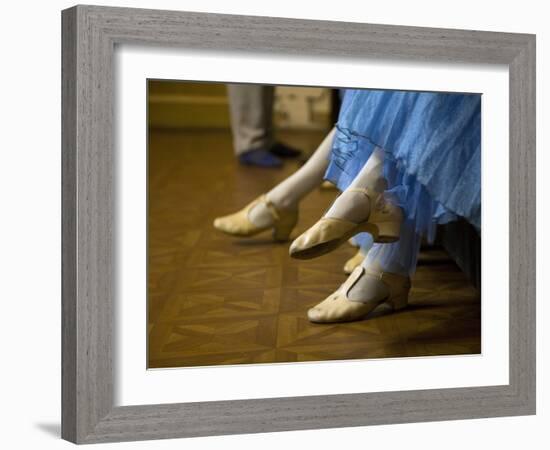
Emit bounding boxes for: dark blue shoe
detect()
[238,148,283,168]
[269,142,302,159]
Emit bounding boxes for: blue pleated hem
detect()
[324,125,477,245]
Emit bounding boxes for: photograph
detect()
[147,81,482,369]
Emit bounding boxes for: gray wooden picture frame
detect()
[61,4,536,444]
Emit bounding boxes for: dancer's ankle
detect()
[265,193,298,212]
[247,201,275,228]
[325,189,372,223]
[371,175,387,193]
[366,258,409,278]
[247,194,297,228]
[347,267,390,303]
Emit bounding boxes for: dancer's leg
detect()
[289,146,404,260]
[247,127,336,227]
[268,127,336,208]
[323,146,386,224]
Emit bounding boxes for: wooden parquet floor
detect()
[148,129,481,369]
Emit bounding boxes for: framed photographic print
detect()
[61,4,536,444]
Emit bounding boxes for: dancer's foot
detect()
[213,195,298,241]
[238,148,282,168]
[307,266,410,323]
[343,250,365,274]
[348,237,360,248]
[269,141,302,159]
[289,188,403,260]
[320,180,337,191]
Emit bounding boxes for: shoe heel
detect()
[273,224,294,241]
[272,213,298,242]
[387,293,408,311]
[375,220,401,242]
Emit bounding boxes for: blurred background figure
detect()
[227,84,302,168]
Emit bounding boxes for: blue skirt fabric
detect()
[324,89,481,273]
[325,88,481,245]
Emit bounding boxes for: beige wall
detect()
[273,86,331,130]
[148,80,332,130]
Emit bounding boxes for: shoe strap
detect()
[343,266,411,302]
[346,187,390,211]
[320,187,381,220]
[364,267,411,296]
[259,195,280,221]
[342,266,366,297]
[346,187,379,198]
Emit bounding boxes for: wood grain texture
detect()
[61,4,536,444]
[508,36,536,409]
[61,7,77,443]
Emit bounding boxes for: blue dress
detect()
[325,89,481,273]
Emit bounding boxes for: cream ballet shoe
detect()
[343,250,365,274]
[307,266,411,324]
[213,194,298,241]
[320,180,337,190]
[348,238,360,248]
[289,188,403,260]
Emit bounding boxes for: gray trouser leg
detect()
[227,84,275,155]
